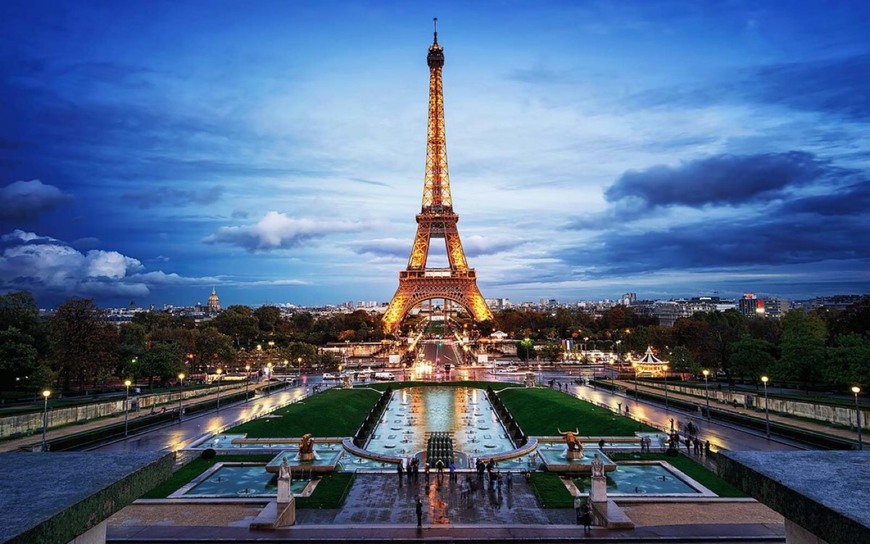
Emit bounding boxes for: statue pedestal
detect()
[590,475,607,503]
[299,452,315,462]
[566,450,584,460]
[276,498,296,527]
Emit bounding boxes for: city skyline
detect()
[2,1,869,309]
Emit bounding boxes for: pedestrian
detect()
[415,496,423,527]
[449,459,456,482]
[435,458,445,480]
[693,438,701,455]
[574,492,583,524]
[397,458,404,483]
[506,470,513,489]
[425,462,430,485]
[684,437,691,454]
[476,458,485,481]
[705,440,711,456]
[496,471,502,491]
[580,501,593,533]
[598,438,605,450]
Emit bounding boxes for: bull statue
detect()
[299,433,314,455]
[557,428,583,452]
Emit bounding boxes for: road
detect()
[93,377,325,452]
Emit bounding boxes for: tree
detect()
[0,328,40,390]
[826,333,870,387]
[50,298,119,390]
[195,327,237,370]
[777,309,827,390]
[668,345,700,376]
[516,338,536,363]
[253,305,282,333]
[118,322,147,376]
[134,341,185,388]
[697,310,746,382]
[211,305,259,348]
[539,342,564,365]
[730,335,776,382]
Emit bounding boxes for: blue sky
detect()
[1,0,869,309]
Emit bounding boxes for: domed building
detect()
[207,288,221,314]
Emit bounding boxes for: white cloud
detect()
[203,211,363,251]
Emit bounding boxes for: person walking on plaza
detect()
[448,459,456,482]
[415,496,423,527]
[580,500,592,533]
[435,458,445,481]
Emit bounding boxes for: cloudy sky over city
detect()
[2,0,869,308]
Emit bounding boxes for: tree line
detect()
[1,290,866,396]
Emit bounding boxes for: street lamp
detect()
[245,364,251,402]
[663,365,670,412]
[853,386,863,450]
[178,373,185,422]
[266,362,273,395]
[124,379,132,436]
[216,368,223,412]
[702,369,711,420]
[761,376,770,438]
[41,389,51,452]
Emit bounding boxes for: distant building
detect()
[621,292,637,306]
[738,293,789,319]
[207,288,221,314]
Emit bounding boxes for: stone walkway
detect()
[108,473,785,542]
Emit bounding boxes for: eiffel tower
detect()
[382,20,493,334]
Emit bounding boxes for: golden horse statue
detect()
[299,433,314,454]
[557,428,582,452]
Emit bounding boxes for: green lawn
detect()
[226,388,381,438]
[296,472,355,509]
[498,387,656,436]
[528,472,574,508]
[607,453,746,497]
[142,454,274,498]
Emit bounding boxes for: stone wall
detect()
[661,384,869,431]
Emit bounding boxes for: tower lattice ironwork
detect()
[382,20,493,334]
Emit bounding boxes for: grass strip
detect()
[226,388,381,438]
[296,472,355,509]
[528,472,573,508]
[498,388,656,436]
[608,453,746,497]
[141,454,274,499]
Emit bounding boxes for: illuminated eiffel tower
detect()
[382,20,493,334]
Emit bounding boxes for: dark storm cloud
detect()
[604,151,831,208]
[0,180,71,222]
[123,185,225,209]
[568,211,870,277]
[780,181,870,216]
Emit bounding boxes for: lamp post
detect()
[663,364,670,412]
[216,368,223,412]
[124,379,132,436]
[41,389,51,452]
[266,362,273,395]
[853,386,863,450]
[702,369,710,420]
[178,373,185,422]
[245,364,251,402]
[761,376,770,438]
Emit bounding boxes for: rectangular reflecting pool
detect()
[575,463,700,495]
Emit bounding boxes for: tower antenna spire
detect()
[433,17,438,44]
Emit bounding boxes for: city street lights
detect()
[178,373,185,422]
[41,389,50,451]
[123,379,132,436]
[853,386,863,450]
[702,369,711,420]
[761,376,770,438]
[266,363,273,395]
[215,368,223,412]
[245,364,251,402]
[663,365,670,412]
